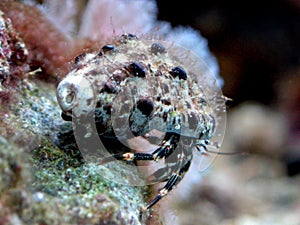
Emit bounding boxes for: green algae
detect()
[0,77,149,225]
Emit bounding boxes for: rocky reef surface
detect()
[2,1,299,225]
[0,9,150,225]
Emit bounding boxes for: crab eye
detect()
[169,66,187,80]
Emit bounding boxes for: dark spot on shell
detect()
[199,97,207,106]
[102,82,117,93]
[112,71,126,83]
[198,114,207,139]
[185,101,192,109]
[162,111,168,122]
[120,33,137,43]
[137,54,148,61]
[172,117,177,125]
[137,98,154,116]
[155,70,162,76]
[88,69,99,76]
[188,112,198,130]
[126,62,146,77]
[131,86,138,96]
[150,43,166,54]
[96,101,102,108]
[169,66,187,80]
[103,104,112,114]
[102,44,115,52]
[98,45,115,56]
[61,112,72,121]
[124,33,137,39]
[86,98,94,106]
[147,63,153,72]
[74,52,87,65]
[162,84,169,93]
[182,114,186,123]
[161,98,171,105]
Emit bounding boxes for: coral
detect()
[0,9,29,82]
[33,0,82,37]
[0,77,148,224]
[0,8,29,109]
[0,20,149,222]
[0,0,76,79]
[76,0,223,86]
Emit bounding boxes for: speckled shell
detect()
[56,34,225,143]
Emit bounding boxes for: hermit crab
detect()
[56,34,226,212]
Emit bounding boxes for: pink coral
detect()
[78,0,158,41]
[0,0,222,86]
[0,0,76,79]
[0,9,29,82]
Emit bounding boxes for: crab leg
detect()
[151,132,180,161]
[100,132,192,211]
[100,132,180,164]
[143,158,191,211]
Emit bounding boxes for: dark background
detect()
[156,0,300,106]
[153,3,300,223]
[156,0,300,176]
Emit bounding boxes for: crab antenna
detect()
[205,149,247,156]
[196,144,247,156]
